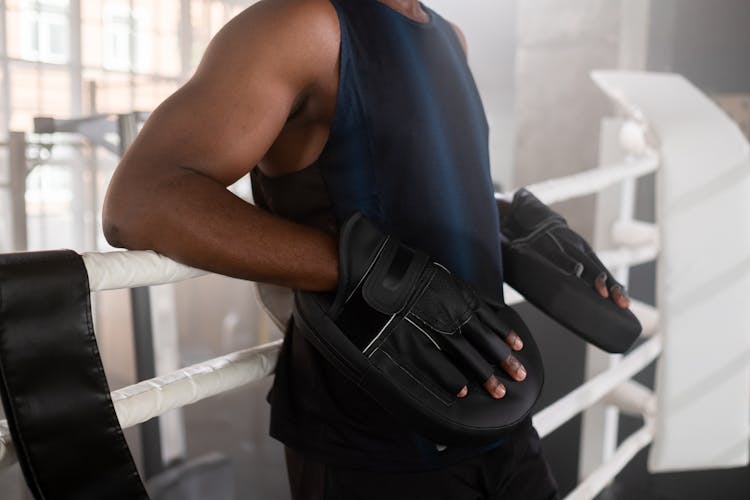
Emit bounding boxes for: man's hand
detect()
[594,272,631,308]
[462,323,525,399]
[294,214,545,444]
[497,188,642,354]
[497,194,632,310]
[331,213,531,401]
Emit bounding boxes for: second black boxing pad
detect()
[293,212,543,446]
[498,188,642,353]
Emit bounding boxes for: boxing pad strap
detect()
[0,251,148,500]
[362,238,431,315]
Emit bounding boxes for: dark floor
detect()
[174,375,289,500]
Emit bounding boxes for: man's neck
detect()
[377,0,429,23]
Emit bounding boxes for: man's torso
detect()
[252,0,507,470]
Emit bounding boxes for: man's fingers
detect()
[559,236,623,301]
[593,270,635,311]
[463,317,512,366]
[444,333,495,384]
[483,374,506,399]
[475,305,513,341]
[505,331,523,351]
[403,326,468,396]
[596,273,632,308]
[457,386,468,398]
[595,272,609,298]
[501,354,527,382]
[475,304,523,350]
[610,284,631,308]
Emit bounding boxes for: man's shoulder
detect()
[195,0,341,90]
[229,0,340,40]
[447,21,468,55]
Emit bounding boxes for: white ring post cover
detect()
[592,71,750,472]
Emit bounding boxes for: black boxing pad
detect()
[293,213,544,446]
[0,250,148,499]
[498,188,642,353]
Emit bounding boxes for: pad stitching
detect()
[379,349,455,407]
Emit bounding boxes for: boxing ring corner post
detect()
[592,70,750,476]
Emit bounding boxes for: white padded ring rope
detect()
[503,156,659,206]
[82,250,208,291]
[567,423,655,500]
[112,340,281,429]
[0,341,281,468]
[533,335,662,438]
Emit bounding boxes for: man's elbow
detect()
[102,215,129,249]
[102,191,147,250]
[102,203,130,249]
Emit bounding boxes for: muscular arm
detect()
[103,0,340,291]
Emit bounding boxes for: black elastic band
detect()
[0,250,148,499]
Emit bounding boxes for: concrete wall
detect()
[512,0,625,241]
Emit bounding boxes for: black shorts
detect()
[284,418,560,500]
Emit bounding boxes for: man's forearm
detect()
[103,165,339,292]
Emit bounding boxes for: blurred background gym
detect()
[0,1,748,498]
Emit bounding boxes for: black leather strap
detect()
[0,250,148,499]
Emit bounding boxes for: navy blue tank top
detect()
[252,0,509,471]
